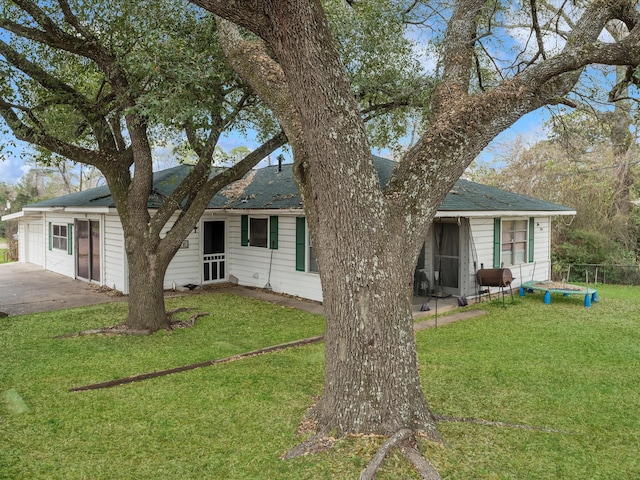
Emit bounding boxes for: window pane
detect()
[500,219,528,266]
[249,218,268,248]
[515,231,527,242]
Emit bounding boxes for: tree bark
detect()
[122,245,171,332]
[197,0,640,443]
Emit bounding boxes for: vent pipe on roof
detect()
[277,154,284,173]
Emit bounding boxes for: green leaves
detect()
[324,0,435,149]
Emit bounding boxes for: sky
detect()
[0,94,558,186]
[0,1,616,186]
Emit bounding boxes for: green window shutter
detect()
[67,223,73,255]
[48,222,52,251]
[240,215,248,246]
[493,218,501,268]
[269,216,279,249]
[528,217,535,263]
[295,217,305,272]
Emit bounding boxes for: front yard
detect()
[1,286,639,479]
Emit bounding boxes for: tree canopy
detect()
[192,0,640,477]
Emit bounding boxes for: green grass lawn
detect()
[1,286,639,479]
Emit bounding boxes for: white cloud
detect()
[0,157,27,184]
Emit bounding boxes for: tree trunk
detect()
[125,244,170,332]
[199,0,640,447]
[316,245,440,440]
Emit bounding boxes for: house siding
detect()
[43,213,76,278]
[469,216,552,291]
[162,214,203,290]
[227,213,323,302]
[104,215,127,292]
[11,208,556,304]
[17,221,26,263]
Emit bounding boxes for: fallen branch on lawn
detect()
[69,335,324,392]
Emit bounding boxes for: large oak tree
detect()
[192,0,640,474]
[0,0,285,332]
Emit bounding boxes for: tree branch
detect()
[190,0,271,37]
[158,130,287,255]
[0,98,107,169]
[530,0,547,60]
[438,0,486,96]
[57,0,99,43]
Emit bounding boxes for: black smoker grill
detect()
[476,268,514,303]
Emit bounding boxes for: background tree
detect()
[0,0,285,332]
[468,110,640,275]
[193,0,640,475]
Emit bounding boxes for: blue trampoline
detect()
[519,280,598,307]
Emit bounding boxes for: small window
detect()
[249,217,268,248]
[52,224,68,251]
[501,220,527,266]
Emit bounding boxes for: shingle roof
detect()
[441,178,573,212]
[27,157,573,213]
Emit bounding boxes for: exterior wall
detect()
[468,217,495,272]
[162,214,203,290]
[42,212,76,278]
[103,212,207,294]
[469,216,552,292]
[17,211,128,293]
[103,215,127,292]
[227,213,323,302]
[13,207,556,303]
[17,221,26,263]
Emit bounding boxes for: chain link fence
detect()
[553,263,640,286]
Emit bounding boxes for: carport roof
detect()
[26,156,575,214]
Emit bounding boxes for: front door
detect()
[433,221,460,295]
[202,220,225,283]
[76,220,100,282]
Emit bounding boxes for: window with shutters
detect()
[242,215,278,249]
[501,219,528,266]
[249,217,268,247]
[51,224,68,252]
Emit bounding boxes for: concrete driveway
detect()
[0,263,122,316]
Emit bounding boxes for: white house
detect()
[2,157,576,302]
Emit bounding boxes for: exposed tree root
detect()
[281,433,336,459]
[357,429,442,480]
[55,308,208,339]
[54,324,151,338]
[434,414,577,434]
[284,403,577,479]
[359,429,412,480]
[400,443,443,480]
[166,307,208,329]
[69,335,324,392]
